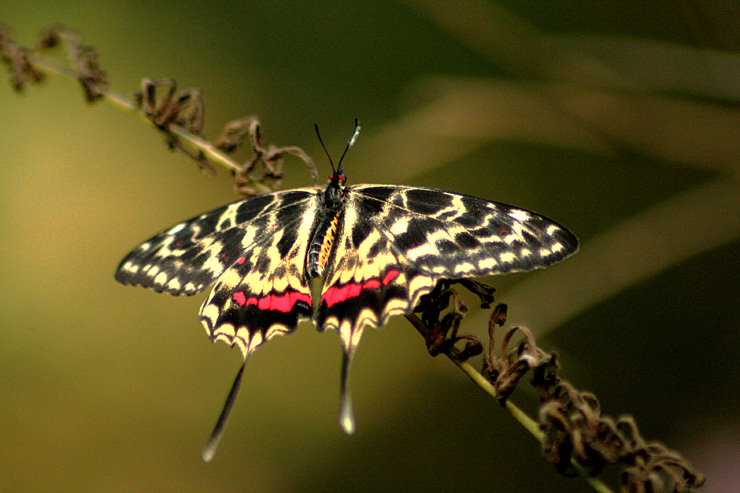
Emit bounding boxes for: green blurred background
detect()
[2,1,739,491]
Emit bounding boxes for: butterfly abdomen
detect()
[306,208,343,279]
[305,179,347,280]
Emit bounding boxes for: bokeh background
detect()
[2,1,739,491]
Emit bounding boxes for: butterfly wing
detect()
[315,184,577,432]
[314,194,435,433]
[351,185,579,277]
[115,187,322,357]
[198,190,322,357]
[315,199,434,340]
[318,184,578,335]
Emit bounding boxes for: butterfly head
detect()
[325,167,347,205]
[328,170,347,186]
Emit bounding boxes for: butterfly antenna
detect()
[314,123,336,175]
[339,348,356,434]
[314,119,361,177]
[336,118,360,174]
[202,360,248,462]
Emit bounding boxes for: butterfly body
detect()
[306,172,346,279]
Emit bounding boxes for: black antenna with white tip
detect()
[314,119,360,179]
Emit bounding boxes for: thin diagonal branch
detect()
[405,279,704,492]
[405,313,613,493]
[1,24,316,196]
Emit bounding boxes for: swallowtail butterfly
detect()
[115,122,578,460]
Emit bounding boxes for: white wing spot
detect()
[153,271,168,285]
[167,223,186,235]
[390,218,410,235]
[265,324,291,341]
[200,303,220,331]
[217,323,236,338]
[478,257,499,270]
[500,252,516,264]
[453,262,475,275]
[382,298,409,318]
[247,330,264,353]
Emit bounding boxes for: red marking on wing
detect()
[322,269,401,308]
[236,290,312,312]
[233,291,247,306]
[382,269,399,285]
[236,257,246,265]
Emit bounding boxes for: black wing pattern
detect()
[116,187,322,357]
[317,184,578,339]
[315,184,578,433]
[351,185,578,277]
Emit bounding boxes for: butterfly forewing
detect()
[116,187,323,358]
[115,188,319,296]
[350,185,579,277]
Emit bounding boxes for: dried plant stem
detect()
[27,54,273,195]
[454,360,543,439]
[453,359,613,493]
[405,313,611,492]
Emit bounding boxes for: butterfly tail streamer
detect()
[339,346,356,434]
[202,359,248,462]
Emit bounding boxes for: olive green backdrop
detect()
[2,1,739,491]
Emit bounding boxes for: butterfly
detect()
[115,121,579,460]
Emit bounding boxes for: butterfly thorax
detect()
[305,174,347,280]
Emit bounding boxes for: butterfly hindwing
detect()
[199,190,323,357]
[317,190,435,346]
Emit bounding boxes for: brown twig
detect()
[0,23,316,196]
[408,280,705,492]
